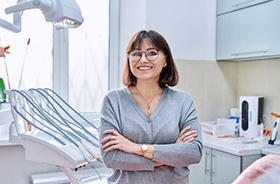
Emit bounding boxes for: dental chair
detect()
[232,154,280,184]
[5,88,109,184]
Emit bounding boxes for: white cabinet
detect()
[189,146,261,184]
[216,0,280,61]
[145,0,216,60]
[217,0,272,14]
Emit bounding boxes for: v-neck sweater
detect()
[99,86,203,184]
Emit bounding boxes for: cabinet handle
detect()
[211,154,216,176]
[231,50,268,56]
[205,151,210,174]
[211,154,216,184]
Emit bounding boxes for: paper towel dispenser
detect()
[239,96,264,139]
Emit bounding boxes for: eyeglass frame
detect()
[127,48,161,62]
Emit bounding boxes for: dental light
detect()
[0,0,84,33]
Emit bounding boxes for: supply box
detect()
[201,119,236,138]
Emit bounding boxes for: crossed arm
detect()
[100,125,198,167]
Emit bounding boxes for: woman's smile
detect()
[137,66,153,71]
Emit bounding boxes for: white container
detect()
[239,96,264,139]
[201,119,236,138]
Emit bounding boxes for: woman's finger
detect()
[183,137,195,142]
[103,129,119,135]
[180,130,197,139]
[103,143,118,152]
[179,126,191,137]
[182,134,197,142]
[100,135,117,144]
[181,131,198,142]
[101,139,118,150]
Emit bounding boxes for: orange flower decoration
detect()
[0,45,10,57]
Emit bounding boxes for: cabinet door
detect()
[216,0,280,60]
[211,149,241,184]
[189,147,211,184]
[217,0,272,14]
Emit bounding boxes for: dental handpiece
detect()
[268,112,280,145]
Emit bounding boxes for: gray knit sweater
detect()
[99,86,203,184]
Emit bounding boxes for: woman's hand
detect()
[100,129,138,154]
[154,161,165,167]
[176,126,197,143]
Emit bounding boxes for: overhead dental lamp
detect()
[0,0,84,33]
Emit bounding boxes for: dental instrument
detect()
[268,112,280,145]
[5,88,105,184]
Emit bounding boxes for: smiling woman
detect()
[99,30,202,184]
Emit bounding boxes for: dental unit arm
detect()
[5,88,105,184]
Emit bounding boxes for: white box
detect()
[201,119,236,137]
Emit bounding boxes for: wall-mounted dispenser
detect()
[239,96,264,139]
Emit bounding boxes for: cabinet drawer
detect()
[216,0,280,61]
[217,0,273,15]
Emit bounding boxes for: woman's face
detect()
[128,39,167,83]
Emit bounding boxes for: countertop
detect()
[261,146,280,155]
[202,135,280,156]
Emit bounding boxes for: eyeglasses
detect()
[128,49,160,62]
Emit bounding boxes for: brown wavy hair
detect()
[122,30,179,88]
